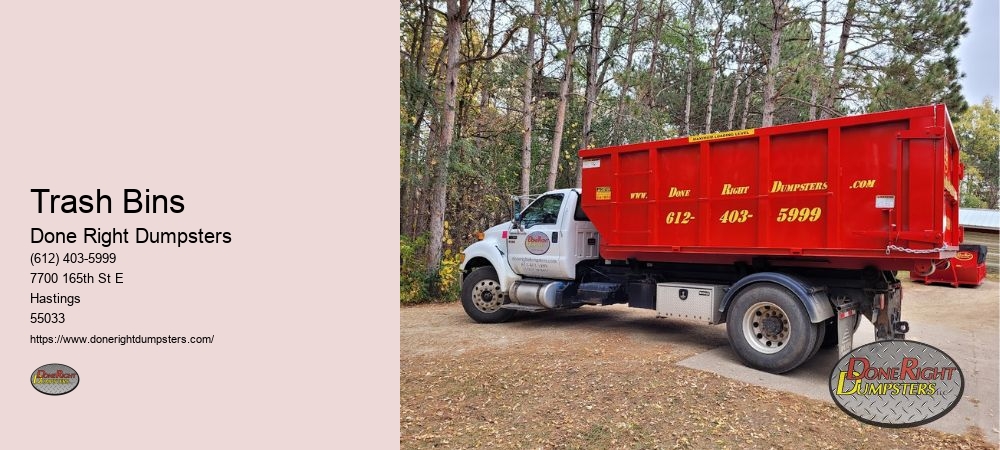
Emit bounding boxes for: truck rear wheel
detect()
[461,267,515,323]
[726,284,818,373]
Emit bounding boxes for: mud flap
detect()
[834,299,859,358]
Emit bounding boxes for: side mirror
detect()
[511,197,523,229]
[512,212,524,231]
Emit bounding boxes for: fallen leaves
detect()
[401,304,996,449]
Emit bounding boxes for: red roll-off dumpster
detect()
[579,104,962,273]
[910,243,988,287]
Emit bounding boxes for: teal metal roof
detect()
[960,208,1000,231]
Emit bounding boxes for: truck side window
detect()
[520,194,564,228]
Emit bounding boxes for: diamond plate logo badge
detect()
[829,340,963,427]
[31,363,80,395]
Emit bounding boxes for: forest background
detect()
[399,0,1000,303]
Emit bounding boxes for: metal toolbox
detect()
[655,283,725,324]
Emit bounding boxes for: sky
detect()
[956,0,1000,105]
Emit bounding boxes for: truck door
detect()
[507,193,568,279]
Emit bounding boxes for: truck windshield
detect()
[520,194,564,228]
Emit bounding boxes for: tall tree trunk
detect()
[727,40,746,130]
[704,7,724,133]
[406,46,445,237]
[402,0,439,237]
[727,78,741,130]
[761,0,786,127]
[577,0,605,187]
[611,0,642,143]
[535,10,550,82]
[645,0,665,108]
[455,60,475,147]
[808,0,827,120]
[520,0,541,205]
[821,0,856,119]
[594,5,627,100]
[740,77,753,128]
[683,0,700,135]
[548,0,582,190]
[406,0,434,148]
[426,0,469,272]
[476,0,497,149]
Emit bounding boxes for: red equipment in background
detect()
[910,243,988,287]
[579,104,963,274]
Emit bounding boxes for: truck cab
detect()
[459,189,602,322]
[505,189,600,280]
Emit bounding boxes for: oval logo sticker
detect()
[955,251,974,262]
[31,363,80,395]
[829,340,963,427]
[524,231,550,255]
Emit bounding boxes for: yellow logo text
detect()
[770,180,828,193]
[721,184,749,195]
[668,187,691,198]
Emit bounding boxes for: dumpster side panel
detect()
[705,139,760,248]
[579,105,961,270]
[762,129,829,249]
[655,143,701,246]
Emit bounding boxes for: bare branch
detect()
[459,25,517,66]
[776,96,843,117]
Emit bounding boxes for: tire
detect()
[461,267,515,323]
[726,284,817,374]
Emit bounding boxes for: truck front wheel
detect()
[726,284,818,373]
[461,267,515,323]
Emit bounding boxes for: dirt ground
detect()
[401,279,998,449]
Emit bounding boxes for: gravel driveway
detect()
[401,278,998,449]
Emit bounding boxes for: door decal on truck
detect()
[524,231,551,255]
